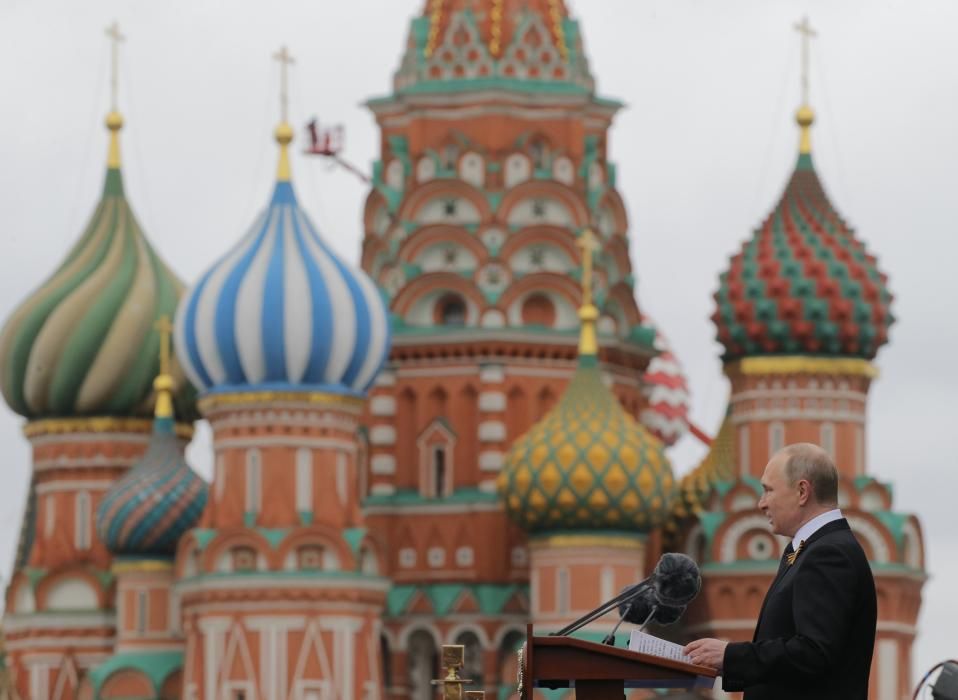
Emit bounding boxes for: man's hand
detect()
[683,638,728,671]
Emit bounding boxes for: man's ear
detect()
[797,479,811,506]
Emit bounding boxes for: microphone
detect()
[617,587,685,626]
[652,552,701,607]
[603,553,702,645]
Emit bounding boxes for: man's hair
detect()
[779,443,839,506]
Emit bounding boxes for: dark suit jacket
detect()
[721,518,877,700]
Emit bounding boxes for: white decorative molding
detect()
[213,436,357,452]
[481,309,506,328]
[371,455,396,475]
[375,370,397,387]
[479,392,507,412]
[370,396,396,416]
[370,426,397,446]
[479,451,504,472]
[478,421,506,442]
[397,366,479,378]
[479,364,505,383]
[455,547,474,567]
[35,480,114,495]
[719,514,779,563]
[846,515,891,563]
[369,483,395,497]
[478,479,499,493]
[427,547,446,568]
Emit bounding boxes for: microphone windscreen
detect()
[617,586,656,624]
[652,603,685,625]
[652,553,702,607]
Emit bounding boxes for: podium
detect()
[519,625,716,699]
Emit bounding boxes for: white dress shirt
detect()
[792,508,844,551]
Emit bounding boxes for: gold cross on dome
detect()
[793,16,817,105]
[105,21,125,111]
[273,45,295,123]
[576,229,600,307]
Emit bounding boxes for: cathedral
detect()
[0,1,925,699]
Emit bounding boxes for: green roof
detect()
[88,651,183,696]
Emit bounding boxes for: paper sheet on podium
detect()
[626,631,717,690]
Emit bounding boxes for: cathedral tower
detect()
[360,3,689,695]
[675,20,925,700]
[0,26,194,699]
[173,47,392,700]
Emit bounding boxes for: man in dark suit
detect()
[683,443,877,699]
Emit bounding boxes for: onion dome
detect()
[96,320,208,556]
[498,232,674,533]
[638,316,691,446]
[0,109,193,419]
[713,104,893,361]
[175,116,390,396]
[669,416,735,523]
[392,0,595,94]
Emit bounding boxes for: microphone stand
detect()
[551,579,652,637]
[602,604,658,646]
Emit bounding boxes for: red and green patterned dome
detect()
[713,110,893,361]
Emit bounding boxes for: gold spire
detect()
[153,316,174,419]
[105,21,125,168]
[273,45,295,181]
[576,229,601,357]
[794,16,817,155]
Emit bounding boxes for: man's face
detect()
[758,455,803,537]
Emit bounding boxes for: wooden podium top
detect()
[520,625,716,699]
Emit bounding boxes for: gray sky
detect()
[2,0,956,687]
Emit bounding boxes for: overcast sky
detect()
[2,0,956,687]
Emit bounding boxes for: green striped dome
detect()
[0,115,194,419]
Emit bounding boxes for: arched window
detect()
[231,546,257,572]
[768,422,785,457]
[297,544,324,571]
[381,634,393,692]
[557,567,570,615]
[245,450,262,517]
[75,491,91,550]
[437,294,467,326]
[137,590,148,634]
[497,630,525,692]
[521,294,555,327]
[407,630,439,700]
[45,494,55,537]
[433,447,447,497]
[296,448,312,513]
[738,425,750,477]
[820,422,835,459]
[455,630,484,689]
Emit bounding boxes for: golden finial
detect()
[273,45,295,182]
[793,16,817,155]
[105,21,125,168]
[576,229,601,357]
[153,316,174,419]
[431,645,475,699]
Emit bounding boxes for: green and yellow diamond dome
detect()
[497,232,674,533]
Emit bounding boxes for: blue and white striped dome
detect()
[174,139,390,396]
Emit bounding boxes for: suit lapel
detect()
[750,519,850,641]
